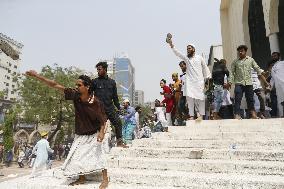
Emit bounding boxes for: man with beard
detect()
[266,52,281,117]
[166,34,211,121]
[270,53,284,117]
[93,62,128,148]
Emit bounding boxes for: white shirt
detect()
[271,61,284,104]
[33,138,53,168]
[135,112,139,128]
[251,69,262,90]
[172,47,211,100]
[154,107,167,127]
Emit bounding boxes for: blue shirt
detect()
[123,106,136,124]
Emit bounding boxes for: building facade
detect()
[0,33,23,101]
[134,90,144,107]
[208,45,224,72]
[114,56,135,105]
[220,0,284,69]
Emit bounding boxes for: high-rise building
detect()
[0,33,23,101]
[114,55,135,105]
[134,90,144,107]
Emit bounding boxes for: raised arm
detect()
[201,56,211,79]
[25,70,65,92]
[166,35,188,61]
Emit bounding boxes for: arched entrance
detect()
[248,0,271,69]
[28,130,41,145]
[14,129,29,144]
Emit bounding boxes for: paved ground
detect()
[0,160,64,182]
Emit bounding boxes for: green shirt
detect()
[229,56,263,86]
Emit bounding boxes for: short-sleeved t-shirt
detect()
[64,88,107,135]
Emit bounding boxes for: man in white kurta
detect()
[31,132,54,177]
[270,60,284,117]
[167,36,211,120]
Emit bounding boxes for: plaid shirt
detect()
[229,56,263,86]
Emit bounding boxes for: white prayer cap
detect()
[188,43,196,49]
[123,99,130,103]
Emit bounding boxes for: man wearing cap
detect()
[166,35,211,120]
[31,131,53,177]
[120,99,136,144]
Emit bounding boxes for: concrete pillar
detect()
[268,33,280,53]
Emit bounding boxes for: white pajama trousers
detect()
[186,96,205,116]
[165,113,172,126]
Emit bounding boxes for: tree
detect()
[3,109,16,154]
[0,90,5,100]
[55,129,65,145]
[140,105,154,125]
[19,64,84,141]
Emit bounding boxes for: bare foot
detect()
[69,176,86,186]
[117,140,129,148]
[99,179,109,189]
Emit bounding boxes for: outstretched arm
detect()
[25,70,65,92]
[166,35,188,61]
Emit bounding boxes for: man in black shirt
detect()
[93,62,128,148]
[212,59,230,119]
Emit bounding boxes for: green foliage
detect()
[55,129,65,145]
[140,105,153,123]
[3,110,16,153]
[20,64,82,123]
[19,64,84,138]
[0,90,4,100]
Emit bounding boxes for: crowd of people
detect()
[156,34,284,126]
[1,34,283,188]
[0,139,71,170]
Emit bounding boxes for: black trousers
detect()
[234,84,255,115]
[106,110,122,140]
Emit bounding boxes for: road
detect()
[0,160,64,182]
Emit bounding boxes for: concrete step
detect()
[0,171,183,189]
[169,123,284,133]
[110,147,284,161]
[131,138,284,150]
[185,118,284,128]
[203,149,284,161]
[109,168,284,188]
[151,131,284,140]
[108,157,284,176]
[110,147,203,159]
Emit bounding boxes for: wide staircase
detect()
[108,118,284,189]
[1,119,284,189]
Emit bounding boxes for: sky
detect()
[0,0,222,102]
